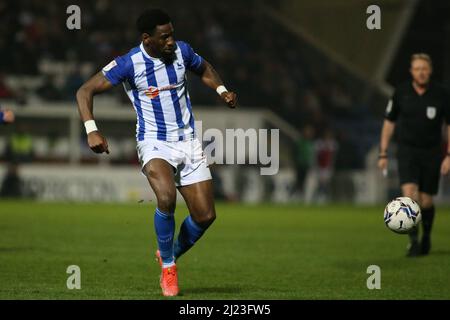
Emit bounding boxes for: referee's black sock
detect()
[407,226,420,257]
[408,226,418,243]
[421,206,435,239]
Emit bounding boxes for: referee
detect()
[378,53,450,257]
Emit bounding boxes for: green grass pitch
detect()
[1,200,450,299]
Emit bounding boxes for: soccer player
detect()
[0,108,15,124]
[76,9,237,296]
[378,53,450,257]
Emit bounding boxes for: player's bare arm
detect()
[378,119,395,171]
[441,125,450,175]
[197,59,237,108]
[76,72,113,154]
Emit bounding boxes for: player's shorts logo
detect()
[145,86,160,99]
[426,106,436,119]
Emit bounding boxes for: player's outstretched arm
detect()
[198,60,237,108]
[76,72,114,154]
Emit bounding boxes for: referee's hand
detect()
[440,157,450,176]
[377,158,388,171]
[87,131,110,154]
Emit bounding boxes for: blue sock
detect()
[154,208,175,266]
[174,215,207,259]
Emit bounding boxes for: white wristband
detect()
[84,120,98,135]
[216,85,228,96]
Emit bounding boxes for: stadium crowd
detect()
[0,1,366,128]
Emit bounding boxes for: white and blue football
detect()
[384,197,421,234]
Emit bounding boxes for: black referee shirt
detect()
[385,81,450,148]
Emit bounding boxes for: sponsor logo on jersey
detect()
[144,84,178,99]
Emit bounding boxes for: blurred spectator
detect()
[63,69,85,100]
[36,75,64,101]
[0,0,380,172]
[0,0,362,120]
[294,125,315,194]
[0,74,15,99]
[304,129,338,203]
[0,163,23,198]
[210,167,234,202]
[5,124,34,163]
[14,86,28,106]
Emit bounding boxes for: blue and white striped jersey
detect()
[102,41,203,141]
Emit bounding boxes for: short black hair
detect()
[136,9,171,35]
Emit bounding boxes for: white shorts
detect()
[136,138,212,187]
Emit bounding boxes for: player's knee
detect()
[420,196,434,209]
[402,184,419,200]
[194,208,216,227]
[157,192,176,213]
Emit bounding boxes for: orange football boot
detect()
[156,250,179,296]
[160,265,179,296]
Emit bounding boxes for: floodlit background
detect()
[1,0,450,300]
[1,0,449,204]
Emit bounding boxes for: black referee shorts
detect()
[396,144,443,195]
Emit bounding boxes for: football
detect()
[384,197,422,234]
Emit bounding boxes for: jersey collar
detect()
[410,81,433,97]
[139,42,179,63]
[140,42,160,61]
